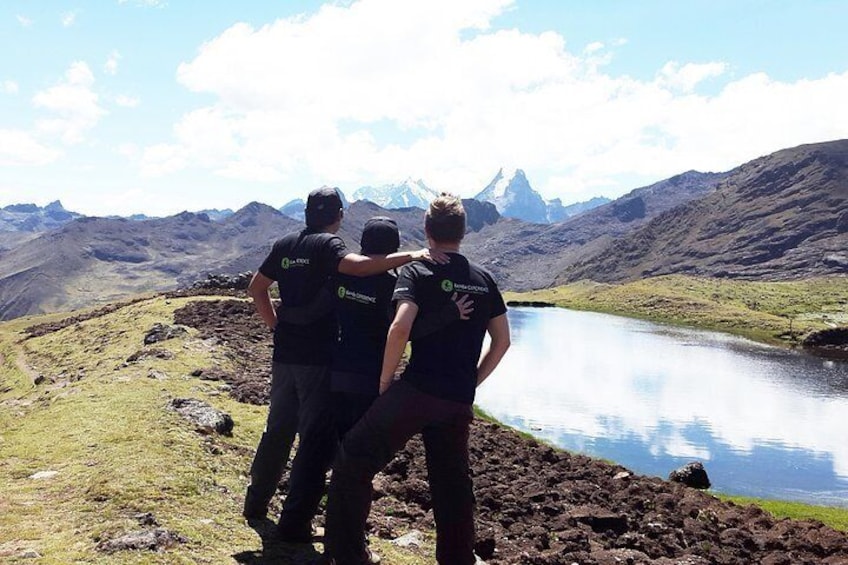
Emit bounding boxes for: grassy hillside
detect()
[2,291,847,563]
[0,296,431,564]
[506,274,848,345]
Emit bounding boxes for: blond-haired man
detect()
[324,194,511,565]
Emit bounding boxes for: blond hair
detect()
[425,193,466,244]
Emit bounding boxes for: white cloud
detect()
[114,94,139,107]
[584,41,604,54]
[104,50,121,75]
[0,129,61,166]
[658,61,728,92]
[32,61,107,144]
[2,81,18,94]
[137,0,848,202]
[17,15,33,27]
[61,11,77,27]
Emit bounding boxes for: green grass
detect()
[506,274,848,345]
[720,495,848,532]
[2,287,847,563]
[0,295,429,564]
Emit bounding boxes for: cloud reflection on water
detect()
[475,308,848,505]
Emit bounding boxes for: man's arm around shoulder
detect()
[476,313,510,387]
[338,249,446,277]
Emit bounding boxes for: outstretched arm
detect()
[476,313,511,387]
[379,300,419,394]
[339,249,448,277]
[248,271,277,331]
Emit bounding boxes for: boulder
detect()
[168,398,234,436]
[668,461,711,489]
[143,323,187,345]
[96,528,185,553]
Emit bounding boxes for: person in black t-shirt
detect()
[243,187,447,543]
[324,194,511,565]
[278,216,473,439]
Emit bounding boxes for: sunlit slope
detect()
[0,295,429,564]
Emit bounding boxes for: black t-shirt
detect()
[331,272,396,394]
[258,229,348,364]
[393,252,507,404]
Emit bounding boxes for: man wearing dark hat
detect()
[243,187,445,542]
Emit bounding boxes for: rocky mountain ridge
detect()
[2,139,846,319]
[561,140,848,283]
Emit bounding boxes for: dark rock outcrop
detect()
[96,528,186,553]
[802,327,848,359]
[190,272,252,291]
[668,461,712,489]
[143,323,188,345]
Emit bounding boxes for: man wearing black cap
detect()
[243,187,445,542]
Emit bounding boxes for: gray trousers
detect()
[246,362,337,529]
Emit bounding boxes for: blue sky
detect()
[2,0,847,216]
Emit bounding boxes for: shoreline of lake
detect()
[504,274,848,350]
[472,405,848,531]
[476,304,848,521]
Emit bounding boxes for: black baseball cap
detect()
[360,216,400,255]
[305,186,344,228]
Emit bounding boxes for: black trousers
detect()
[332,389,378,440]
[245,362,337,529]
[325,379,476,565]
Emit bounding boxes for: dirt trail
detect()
[12,345,39,383]
[174,296,848,565]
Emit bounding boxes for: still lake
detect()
[475,307,848,508]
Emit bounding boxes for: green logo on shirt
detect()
[337,286,346,299]
[281,257,291,269]
[441,279,454,292]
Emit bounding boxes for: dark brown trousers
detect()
[325,379,476,565]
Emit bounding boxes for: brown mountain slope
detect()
[0,204,300,320]
[560,140,848,283]
[462,170,727,290]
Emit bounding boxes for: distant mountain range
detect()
[2,173,603,238]
[1,200,81,232]
[1,139,845,320]
[0,200,84,252]
[279,173,608,224]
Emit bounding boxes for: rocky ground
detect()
[172,297,848,565]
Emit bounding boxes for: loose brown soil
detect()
[174,297,848,565]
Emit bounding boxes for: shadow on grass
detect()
[233,517,323,564]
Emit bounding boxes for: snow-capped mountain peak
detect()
[352,179,439,209]
[474,168,547,223]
